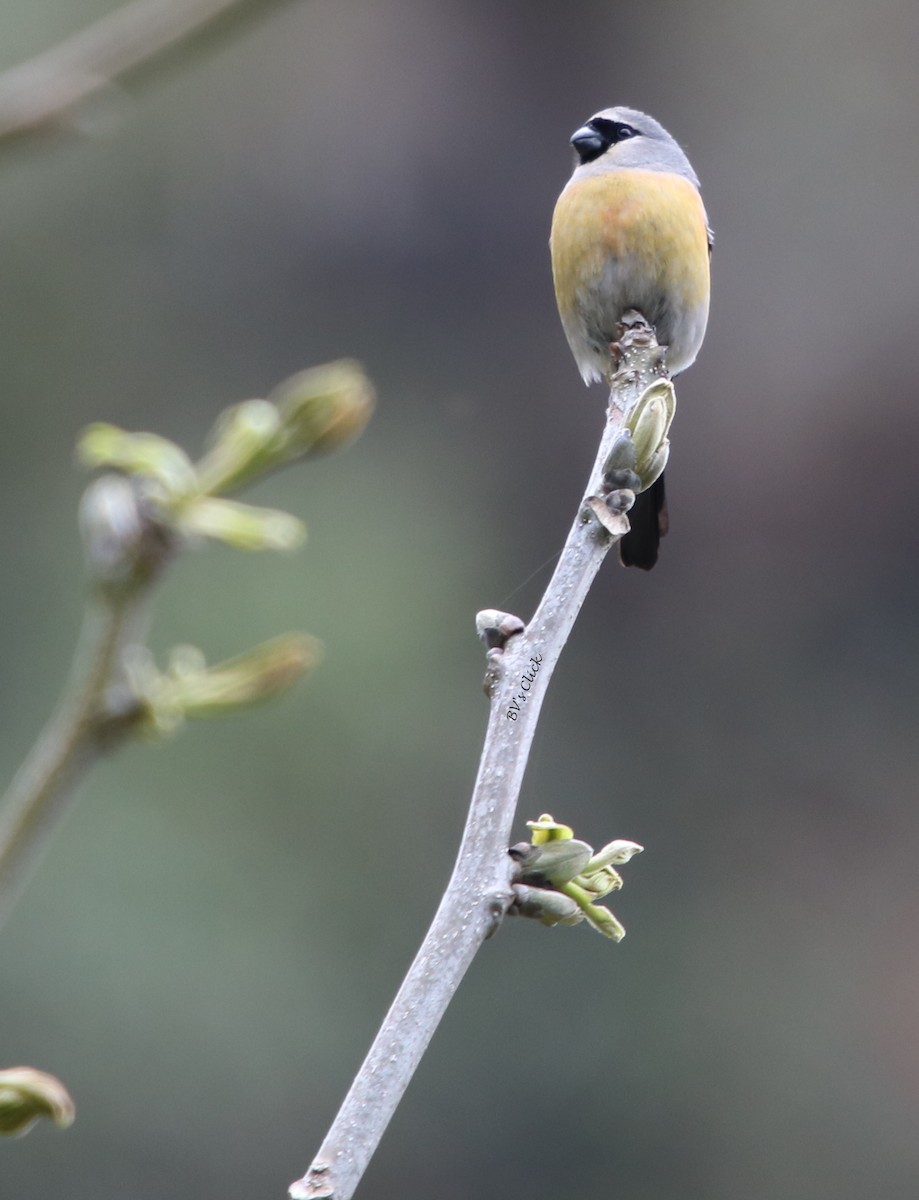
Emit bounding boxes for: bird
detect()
[550,106,712,569]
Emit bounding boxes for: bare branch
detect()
[290,313,668,1200]
[0,0,300,144]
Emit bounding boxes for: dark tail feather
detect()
[619,473,669,570]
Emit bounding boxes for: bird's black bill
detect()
[570,125,606,164]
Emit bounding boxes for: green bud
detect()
[625,380,676,492]
[627,398,666,467]
[574,865,623,899]
[580,903,627,942]
[194,399,285,496]
[179,496,305,552]
[526,814,574,844]
[512,821,641,943]
[516,839,592,888]
[77,424,196,498]
[584,839,644,872]
[153,635,321,724]
[511,884,583,927]
[639,440,670,491]
[269,360,375,460]
[558,880,627,939]
[0,1068,74,1137]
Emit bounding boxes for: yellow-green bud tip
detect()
[526,814,575,843]
[76,424,197,497]
[0,1068,74,1137]
[162,634,322,720]
[269,360,375,459]
[179,497,306,552]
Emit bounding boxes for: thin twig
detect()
[0,588,150,929]
[290,315,666,1200]
[0,0,299,144]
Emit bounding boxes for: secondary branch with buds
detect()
[0,361,373,1139]
[290,311,672,1200]
[0,361,373,938]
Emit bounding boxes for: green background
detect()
[4,1,919,1197]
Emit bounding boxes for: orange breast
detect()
[551,169,710,313]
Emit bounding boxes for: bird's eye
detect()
[588,118,640,145]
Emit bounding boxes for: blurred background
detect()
[3,0,919,1196]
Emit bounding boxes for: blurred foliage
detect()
[0,1067,74,1136]
[4,1,919,1198]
